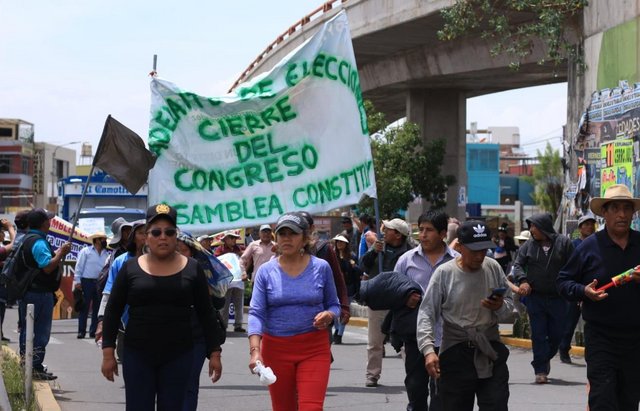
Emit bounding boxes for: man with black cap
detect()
[558,213,596,364]
[19,208,71,380]
[558,184,640,410]
[417,220,513,410]
[512,212,573,384]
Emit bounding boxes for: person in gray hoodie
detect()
[512,213,574,384]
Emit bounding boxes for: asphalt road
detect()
[2,306,589,410]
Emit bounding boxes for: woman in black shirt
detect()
[101,204,223,411]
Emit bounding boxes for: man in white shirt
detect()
[74,232,110,339]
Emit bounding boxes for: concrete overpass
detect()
[232,0,571,219]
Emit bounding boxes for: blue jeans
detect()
[524,294,568,374]
[19,291,54,370]
[78,278,100,335]
[183,340,206,411]
[123,345,193,411]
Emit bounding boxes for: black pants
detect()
[585,322,640,411]
[439,341,509,411]
[401,336,440,411]
[559,301,581,354]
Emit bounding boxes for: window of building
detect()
[0,127,13,138]
[468,149,499,172]
[0,156,11,173]
[22,158,30,175]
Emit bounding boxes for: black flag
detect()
[93,115,157,194]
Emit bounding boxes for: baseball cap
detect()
[275,213,308,234]
[197,235,211,242]
[296,211,314,227]
[146,204,177,226]
[27,208,55,229]
[456,220,495,251]
[382,218,410,237]
[578,214,596,227]
[259,224,272,232]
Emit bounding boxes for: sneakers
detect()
[535,373,548,384]
[365,378,378,387]
[559,351,572,364]
[33,369,57,381]
[234,326,246,333]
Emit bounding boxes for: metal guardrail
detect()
[228,0,349,92]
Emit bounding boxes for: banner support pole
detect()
[68,164,96,241]
[373,197,383,274]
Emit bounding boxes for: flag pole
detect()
[373,197,383,274]
[67,164,96,241]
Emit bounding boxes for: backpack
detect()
[0,234,40,305]
[96,253,114,296]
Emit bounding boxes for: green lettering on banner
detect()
[233,133,289,164]
[290,160,374,207]
[198,96,298,142]
[173,195,283,225]
[175,140,318,192]
[166,97,188,121]
[281,52,369,135]
[179,92,204,110]
[238,79,275,100]
[154,107,178,131]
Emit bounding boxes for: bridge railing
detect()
[228,0,348,92]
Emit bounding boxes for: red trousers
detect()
[262,330,331,411]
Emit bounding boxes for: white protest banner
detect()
[147,11,376,232]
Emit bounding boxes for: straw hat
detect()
[89,232,107,241]
[589,184,640,217]
[514,230,531,242]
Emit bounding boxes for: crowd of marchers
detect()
[2,183,640,410]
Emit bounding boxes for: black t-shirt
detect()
[102,257,221,357]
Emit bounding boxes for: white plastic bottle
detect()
[253,360,277,386]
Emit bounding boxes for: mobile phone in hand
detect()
[487,287,507,300]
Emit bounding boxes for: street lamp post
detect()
[50,141,80,210]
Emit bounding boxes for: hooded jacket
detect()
[512,213,574,296]
[357,271,422,337]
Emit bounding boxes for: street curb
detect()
[1,345,61,411]
[348,317,585,357]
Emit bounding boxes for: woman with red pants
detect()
[248,212,341,410]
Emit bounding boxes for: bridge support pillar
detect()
[406,89,467,221]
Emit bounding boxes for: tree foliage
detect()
[526,142,563,218]
[438,0,588,72]
[359,101,456,218]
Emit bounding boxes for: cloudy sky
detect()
[0,0,567,158]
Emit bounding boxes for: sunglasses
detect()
[147,228,178,238]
